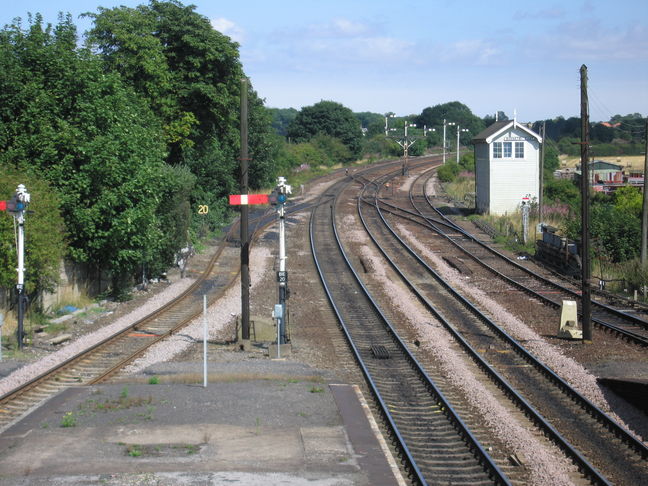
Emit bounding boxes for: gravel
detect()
[347,234,577,485]
[123,247,273,374]
[0,278,196,397]
[398,223,647,446]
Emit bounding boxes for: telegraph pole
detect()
[539,121,546,222]
[641,118,648,266]
[580,65,592,343]
[240,78,251,343]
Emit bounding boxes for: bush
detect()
[437,162,461,182]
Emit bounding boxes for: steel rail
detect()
[311,165,510,486]
[414,170,648,342]
[358,173,615,485]
[362,168,648,464]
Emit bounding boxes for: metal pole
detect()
[641,118,648,266]
[456,125,461,165]
[278,203,287,344]
[17,215,25,350]
[580,65,592,343]
[240,78,250,342]
[442,119,446,165]
[203,294,207,388]
[0,313,3,361]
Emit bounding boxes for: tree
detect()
[86,1,277,232]
[287,100,363,160]
[268,107,298,136]
[0,170,65,297]
[0,14,175,298]
[414,102,485,140]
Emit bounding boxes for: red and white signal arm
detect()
[229,194,269,205]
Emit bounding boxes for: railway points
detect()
[0,157,646,485]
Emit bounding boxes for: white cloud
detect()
[211,17,245,43]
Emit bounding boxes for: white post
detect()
[203,294,207,388]
[443,119,446,164]
[456,125,461,165]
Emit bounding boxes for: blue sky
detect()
[3,0,647,122]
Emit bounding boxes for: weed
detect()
[127,445,142,457]
[148,376,160,385]
[309,386,324,393]
[40,422,49,429]
[60,412,76,427]
[120,386,129,399]
[185,444,199,454]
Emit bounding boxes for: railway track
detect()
[0,206,284,432]
[376,168,648,347]
[311,165,511,485]
[357,166,648,484]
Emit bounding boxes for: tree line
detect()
[0,1,279,301]
[1,0,645,306]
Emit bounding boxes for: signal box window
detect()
[503,142,512,158]
[515,141,524,158]
[493,142,502,158]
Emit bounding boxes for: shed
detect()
[472,120,542,215]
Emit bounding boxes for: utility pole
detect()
[641,118,648,266]
[239,78,251,343]
[539,121,546,222]
[580,65,592,343]
[385,116,419,175]
[456,125,469,165]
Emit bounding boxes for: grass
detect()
[309,386,324,393]
[60,412,76,428]
[148,376,160,384]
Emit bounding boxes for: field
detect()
[560,155,645,171]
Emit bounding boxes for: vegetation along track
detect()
[385,168,648,347]
[312,162,510,486]
[0,205,292,431]
[358,165,648,485]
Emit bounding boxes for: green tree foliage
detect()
[459,152,475,172]
[414,102,485,144]
[268,107,298,136]
[355,112,385,138]
[86,1,277,227]
[287,101,363,160]
[532,113,645,157]
[543,178,580,208]
[0,14,195,298]
[0,171,65,296]
[565,203,640,263]
[613,185,642,217]
[437,162,461,182]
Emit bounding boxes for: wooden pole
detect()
[539,121,546,222]
[641,118,648,266]
[240,78,250,342]
[580,65,592,343]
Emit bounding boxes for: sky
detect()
[3,0,647,122]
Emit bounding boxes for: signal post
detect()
[1,184,31,349]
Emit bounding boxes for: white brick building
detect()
[472,120,542,215]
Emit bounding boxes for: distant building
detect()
[472,120,542,215]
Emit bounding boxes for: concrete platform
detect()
[0,367,403,485]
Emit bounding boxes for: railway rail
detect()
[375,168,648,347]
[0,206,286,431]
[310,166,510,486]
[354,165,648,485]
